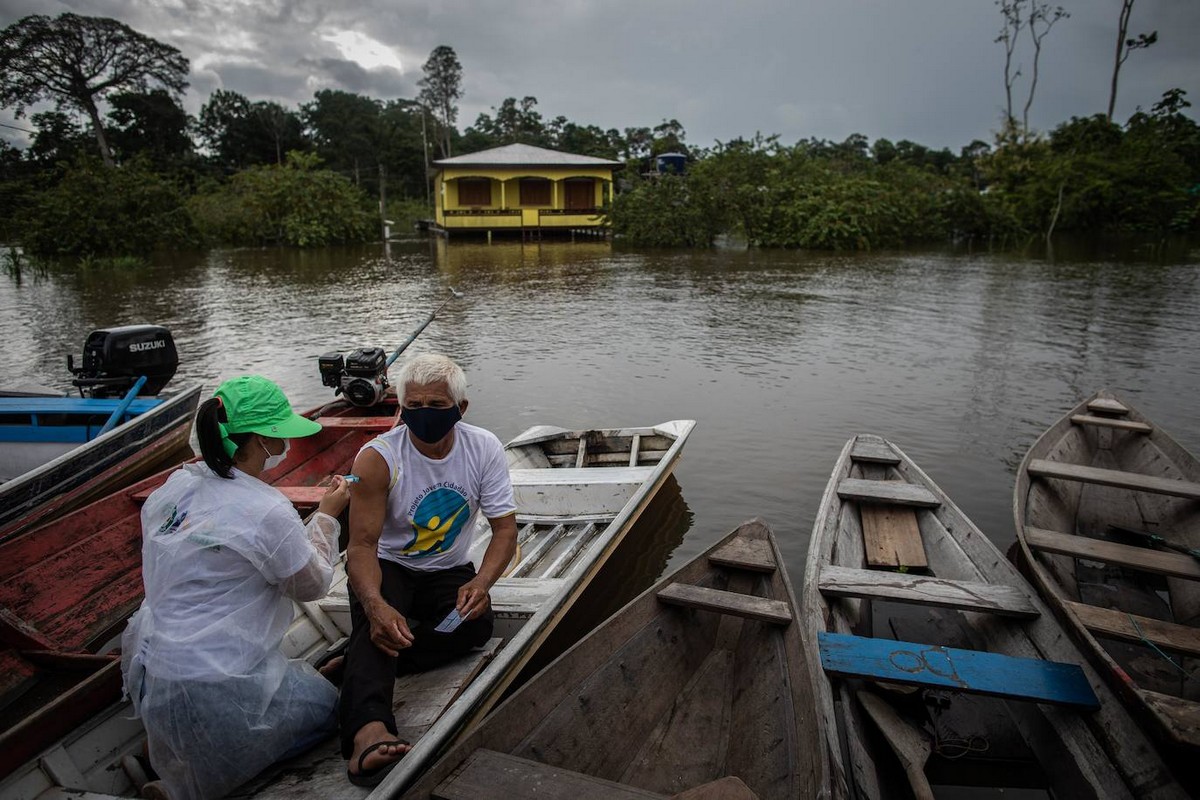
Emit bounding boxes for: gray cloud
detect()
[1,0,1197,152]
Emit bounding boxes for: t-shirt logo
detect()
[404,486,470,557]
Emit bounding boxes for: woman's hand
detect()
[318,475,351,517]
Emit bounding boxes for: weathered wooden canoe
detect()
[0,395,403,785]
[1014,390,1200,759]
[0,383,203,541]
[397,518,820,800]
[804,434,1188,799]
[0,419,695,800]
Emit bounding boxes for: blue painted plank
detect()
[0,397,161,415]
[0,426,95,443]
[818,631,1099,709]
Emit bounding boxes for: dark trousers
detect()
[338,559,493,757]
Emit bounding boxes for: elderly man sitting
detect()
[338,354,518,786]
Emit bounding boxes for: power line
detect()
[0,121,36,134]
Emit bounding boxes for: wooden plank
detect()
[313,416,395,431]
[708,537,777,573]
[510,467,656,486]
[860,504,928,570]
[1065,601,1200,657]
[1140,690,1200,749]
[837,479,940,508]
[1070,414,1152,434]
[1087,398,1130,416]
[434,748,665,799]
[657,583,792,625]
[575,436,587,468]
[817,632,1100,709]
[0,606,59,650]
[818,565,1040,618]
[1025,526,1200,581]
[1028,459,1200,500]
[629,433,641,467]
[850,440,901,465]
[548,451,667,466]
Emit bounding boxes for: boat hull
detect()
[1014,390,1200,757]
[807,434,1187,799]
[399,519,822,800]
[0,385,203,541]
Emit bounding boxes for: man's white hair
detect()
[396,354,467,403]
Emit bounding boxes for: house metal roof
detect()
[432,143,622,168]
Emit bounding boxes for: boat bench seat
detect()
[817,631,1099,709]
[1065,601,1200,658]
[509,466,656,517]
[434,748,667,799]
[818,566,1040,618]
[1069,414,1152,434]
[657,583,793,625]
[1025,527,1200,580]
[837,479,940,508]
[709,537,777,573]
[1028,459,1200,500]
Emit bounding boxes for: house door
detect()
[564,179,595,210]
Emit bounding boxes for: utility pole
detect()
[420,105,432,209]
[379,163,388,240]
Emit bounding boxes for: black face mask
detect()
[401,404,462,444]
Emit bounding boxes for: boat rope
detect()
[925,692,990,760]
[1126,613,1198,682]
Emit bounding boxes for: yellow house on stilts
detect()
[431,143,621,240]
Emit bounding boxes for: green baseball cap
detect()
[214,375,322,457]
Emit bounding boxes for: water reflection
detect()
[2,239,1199,584]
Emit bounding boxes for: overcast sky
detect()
[2,0,1197,152]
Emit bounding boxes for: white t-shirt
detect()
[362,422,516,571]
[133,463,325,680]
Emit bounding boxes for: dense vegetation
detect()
[0,10,1197,262]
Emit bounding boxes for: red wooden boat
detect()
[0,395,401,781]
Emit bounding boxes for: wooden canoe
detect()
[804,434,1188,799]
[397,518,821,800]
[0,419,695,800]
[0,395,403,784]
[1014,390,1200,758]
[0,383,203,541]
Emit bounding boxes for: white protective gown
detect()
[121,463,340,800]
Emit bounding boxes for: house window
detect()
[519,178,552,206]
[458,179,491,206]
[564,179,595,210]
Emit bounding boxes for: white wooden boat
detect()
[803,434,1188,799]
[1014,390,1200,758]
[0,420,694,800]
[398,519,822,800]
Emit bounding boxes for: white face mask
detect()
[261,438,290,471]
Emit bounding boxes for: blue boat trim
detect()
[0,397,163,414]
[817,631,1100,709]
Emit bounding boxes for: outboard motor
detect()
[319,347,389,407]
[68,325,179,398]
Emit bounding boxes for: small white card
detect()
[435,608,466,633]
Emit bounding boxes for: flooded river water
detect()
[3,237,1199,607]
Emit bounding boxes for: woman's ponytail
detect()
[196,397,250,479]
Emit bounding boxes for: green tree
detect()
[15,155,196,258]
[418,45,463,158]
[0,13,188,166]
[188,151,374,247]
[26,111,91,165]
[106,89,193,165]
[197,89,307,168]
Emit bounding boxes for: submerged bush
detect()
[189,151,375,247]
[15,156,196,258]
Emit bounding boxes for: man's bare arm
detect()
[456,513,518,620]
[347,448,413,655]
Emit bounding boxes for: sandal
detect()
[347,740,409,787]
